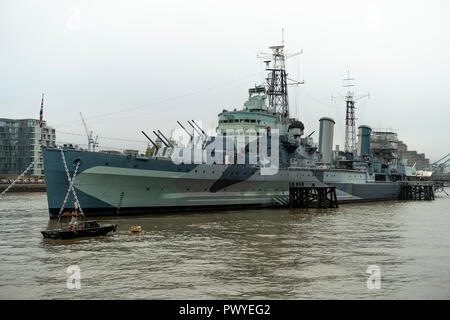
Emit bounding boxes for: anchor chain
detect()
[58,148,84,216]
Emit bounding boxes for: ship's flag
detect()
[39,93,44,128]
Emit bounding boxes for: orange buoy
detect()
[130,226,142,233]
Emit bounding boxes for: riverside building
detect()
[0,118,55,178]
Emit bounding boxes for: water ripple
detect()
[0,191,449,299]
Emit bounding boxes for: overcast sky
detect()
[1,0,449,161]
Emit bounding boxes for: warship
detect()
[42,42,416,218]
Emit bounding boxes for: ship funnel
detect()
[318,117,335,164]
[357,125,372,157]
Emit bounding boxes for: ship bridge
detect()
[216,86,282,135]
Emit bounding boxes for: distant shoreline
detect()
[0,184,46,192]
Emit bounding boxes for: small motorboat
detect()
[42,208,117,240]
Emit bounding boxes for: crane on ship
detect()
[79,112,99,152]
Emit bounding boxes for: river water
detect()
[0,191,449,299]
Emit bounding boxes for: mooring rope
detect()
[57,148,84,221]
[0,157,40,197]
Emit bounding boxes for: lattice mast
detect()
[258,30,303,124]
[266,45,289,122]
[342,71,369,154]
[343,72,356,153]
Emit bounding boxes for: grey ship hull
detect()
[43,148,401,218]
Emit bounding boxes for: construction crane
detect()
[79,112,99,152]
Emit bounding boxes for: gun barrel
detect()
[153,131,169,147]
[191,120,207,137]
[187,121,203,137]
[157,130,174,147]
[141,131,159,149]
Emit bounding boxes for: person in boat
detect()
[68,201,82,231]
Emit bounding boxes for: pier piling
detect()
[400,182,435,201]
[289,184,339,208]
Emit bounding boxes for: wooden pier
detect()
[0,183,46,193]
[289,184,339,208]
[400,182,435,201]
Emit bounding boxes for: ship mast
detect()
[343,71,369,154]
[258,31,302,124]
[343,71,356,153]
[266,45,289,122]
